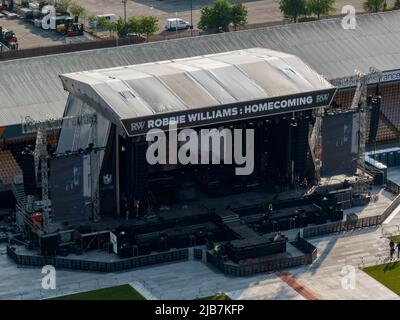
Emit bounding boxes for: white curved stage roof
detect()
[60,48,335,136]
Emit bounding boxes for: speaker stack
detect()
[22,152,36,196]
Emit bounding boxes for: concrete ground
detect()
[0,16,94,49]
[0,17,65,49]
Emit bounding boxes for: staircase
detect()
[12,183,27,208]
[217,211,240,224]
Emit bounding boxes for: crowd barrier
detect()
[8,238,316,276]
[387,179,400,195]
[7,246,188,272]
[303,190,400,239]
[206,237,317,276]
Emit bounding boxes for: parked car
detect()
[165,18,190,31]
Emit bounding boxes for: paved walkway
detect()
[278,272,319,300]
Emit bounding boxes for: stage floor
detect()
[49,184,309,233]
[48,172,376,233]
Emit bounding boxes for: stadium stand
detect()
[0,150,22,185]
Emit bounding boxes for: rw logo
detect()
[131,122,146,131]
[316,94,330,103]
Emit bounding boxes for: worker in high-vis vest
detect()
[267,203,273,215]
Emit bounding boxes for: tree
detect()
[127,16,141,34]
[198,0,248,32]
[278,0,307,22]
[199,0,232,31]
[395,0,400,8]
[96,17,117,38]
[307,0,335,19]
[54,0,72,13]
[139,16,159,41]
[116,17,127,38]
[363,0,385,12]
[231,2,248,30]
[69,1,86,21]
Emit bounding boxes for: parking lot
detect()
[76,0,366,33]
[0,16,93,49]
[0,0,372,49]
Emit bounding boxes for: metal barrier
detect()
[193,248,204,260]
[387,179,400,195]
[205,237,317,277]
[302,199,400,239]
[7,245,189,272]
[302,215,382,238]
[0,36,145,61]
[381,193,400,222]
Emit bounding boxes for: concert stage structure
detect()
[9,48,379,273]
[54,48,335,221]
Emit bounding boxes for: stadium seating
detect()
[0,150,22,185]
[380,84,400,129]
[332,83,400,144]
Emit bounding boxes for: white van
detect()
[90,14,117,28]
[165,18,190,31]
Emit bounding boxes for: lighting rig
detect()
[19,113,103,233]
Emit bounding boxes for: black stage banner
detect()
[122,88,337,137]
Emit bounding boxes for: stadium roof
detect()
[60,48,334,136]
[0,10,400,128]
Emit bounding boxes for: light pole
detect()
[122,0,127,36]
[175,11,178,38]
[190,0,193,36]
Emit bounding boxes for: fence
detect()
[193,248,204,260]
[381,193,400,222]
[387,179,400,195]
[301,177,400,239]
[206,236,317,277]
[0,36,146,61]
[7,245,188,272]
[302,215,382,239]
[292,236,318,256]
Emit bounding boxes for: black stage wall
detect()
[50,154,91,222]
[321,112,359,177]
